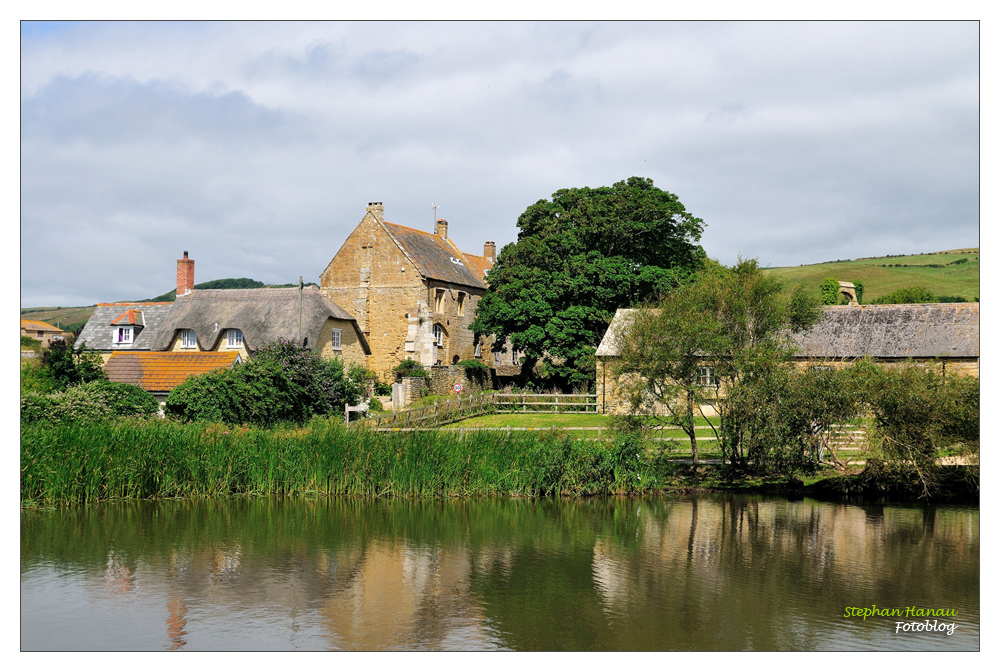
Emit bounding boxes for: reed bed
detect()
[21,418,658,505]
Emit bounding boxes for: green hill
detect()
[766,248,979,303]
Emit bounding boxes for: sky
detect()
[19,20,980,307]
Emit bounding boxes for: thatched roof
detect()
[596,303,979,360]
[383,222,491,288]
[77,303,175,351]
[150,287,370,354]
[790,303,979,359]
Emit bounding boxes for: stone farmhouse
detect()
[595,302,980,414]
[21,318,71,347]
[320,202,510,381]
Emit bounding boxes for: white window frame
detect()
[433,323,443,347]
[180,329,197,349]
[330,328,342,350]
[697,366,719,387]
[226,329,243,348]
[113,326,134,345]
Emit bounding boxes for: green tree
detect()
[34,340,106,391]
[471,177,706,389]
[872,286,936,305]
[819,278,840,305]
[615,259,823,473]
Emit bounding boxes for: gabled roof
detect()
[110,309,144,326]
[791,303,979,359]
[104,351,241,393]
[21,319,64,332]
[77,303,176,351]
[596,303,980,360]
[150,286,371,354]
[382,222,491,288]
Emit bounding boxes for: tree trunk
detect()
[688,390,699,468]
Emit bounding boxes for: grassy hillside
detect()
[766,248,979,303]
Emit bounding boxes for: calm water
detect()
[20,495,978,651]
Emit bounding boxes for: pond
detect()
[20,495,978,651]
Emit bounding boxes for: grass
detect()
[766,248,979,303]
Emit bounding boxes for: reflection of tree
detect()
[19,496,978,651]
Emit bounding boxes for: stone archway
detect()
[838,282,858,306]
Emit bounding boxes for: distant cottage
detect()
[20,318,70,347]
[595,303,980,414]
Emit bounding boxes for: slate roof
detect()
[150,287,371,354]
[104,351,241,393]
[383,222,491,288]
[77,303,176,351]
[596,304,980,360]
[790,303,979,359]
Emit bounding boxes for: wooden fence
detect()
[492,393,598,414]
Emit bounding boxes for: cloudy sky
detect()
[19,20,979,307]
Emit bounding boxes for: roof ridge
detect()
[98,302,173,306]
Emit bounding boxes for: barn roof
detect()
[596,303,980,360]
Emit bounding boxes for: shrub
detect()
[872,286,936,305]
[84,380,159,417]
[40,340,106,390]
[819,278,840,305]
[21,335,42,351]
[21,380,158,425]
[165,341,363,426]
[394,359,428,379]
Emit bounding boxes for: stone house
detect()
[320,202,504,381]
[595,303,980,414]
[77,252,370,391]
[20,318,71,347]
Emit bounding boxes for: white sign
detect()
[453,382,463,393]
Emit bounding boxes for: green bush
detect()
[819,278,840,305]
[394,359,428,379]
[84,380,159,417]
[872,286,936,305]
[165,340,363,426]
[20,380,157,424]
[21,335,42,351]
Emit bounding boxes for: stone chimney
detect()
[176,251,195,297]
[366,201,384,220]
[435,218,449,239]
[484,241,496,262]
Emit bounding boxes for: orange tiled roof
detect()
[110,309,143,326]
[21,319,63,332]
[104,351,241,393]
[98,302,172,306]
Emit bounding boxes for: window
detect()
[474,341,482,357]
[433,323,443,347]
[226,329,243,348]
[113,327,133,345]
[697,366,718,387]
[457,292,466,316]
[330,328,341,350]
[180,329,197,349]
[434,288,445,313]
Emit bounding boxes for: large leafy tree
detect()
[472,177,706,389]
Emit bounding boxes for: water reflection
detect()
[20,496,978,651]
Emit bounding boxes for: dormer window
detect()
[113,326,134,345]
[180,329,197,349]
[226,329,243,348]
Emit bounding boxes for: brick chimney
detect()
[435,218,449,239]
[483,241,496,262]
[176,251,195,297]
[366,201,384,220]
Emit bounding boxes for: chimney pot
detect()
[435,218,449,238]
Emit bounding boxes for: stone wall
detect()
[427,365,492,397]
